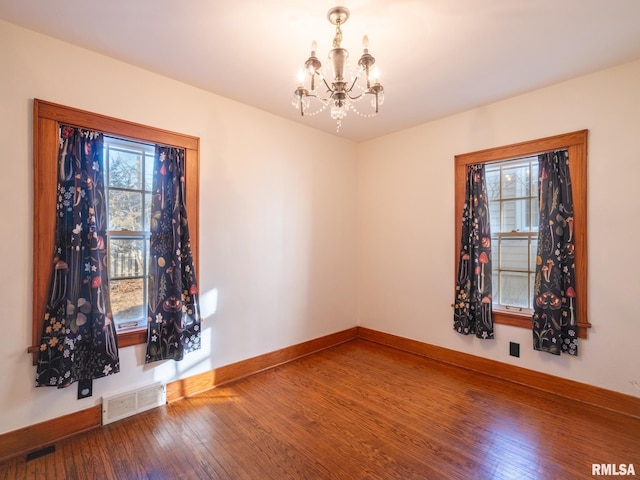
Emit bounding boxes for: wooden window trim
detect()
[454,130,590,338]
[29,99,200,362]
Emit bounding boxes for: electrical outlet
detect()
[78,379,92,399]
[509,342,520,358]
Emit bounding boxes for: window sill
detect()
[493,309,590,339]
[117,329,147,348]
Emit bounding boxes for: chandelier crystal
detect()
[292,6,385,132]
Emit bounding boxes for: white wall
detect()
[0,20,358,435]
[357,59,640,398]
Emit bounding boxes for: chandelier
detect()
[292,6,384,132]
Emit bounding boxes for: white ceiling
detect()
[2,0,640,142]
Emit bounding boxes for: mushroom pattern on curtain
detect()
[36,125,120,388]
[532,149,578,355]
[453,164,494,339]
[145,146,201,363]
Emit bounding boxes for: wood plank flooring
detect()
[2,339,639,479]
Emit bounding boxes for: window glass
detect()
[108,147,143,190]
[499,271,529,308]
[499,236,529,270]
[108,190,144,231]
[110,278,145,327]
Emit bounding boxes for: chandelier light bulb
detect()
[297,68,305,85]
[372,67,380,83]
[311,40,317,54]
[362,35,369,49]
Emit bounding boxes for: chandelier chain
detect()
[333,19,343,48]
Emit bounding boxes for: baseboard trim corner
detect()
[356,326,640,420]
[166,327,359,403]
[0,327,359,464]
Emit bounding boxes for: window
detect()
[454,131,590,338]
[486,156,539,314]
[30,99,200,360]
[105,137,154,333]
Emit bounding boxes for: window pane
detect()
[501,199,530,232]
[110,278,145,328]
[489,201,500,235]
[145,239,150,274]
[530,273,536,309]
[485,168,500,201]
[530,237,538,271]
[109,190,143,231]
[531,197,539,230]
[490,235,499,268]
[501,163,530,199]
[499,271,529,308]
[143,193,152,232]
[499,237,529,271]
[110,238,145,278]
[145,153,154,192]
[491,267,499,303]
[108,148,142,190]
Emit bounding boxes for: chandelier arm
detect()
[322,77,333,92]
[308,92,332,104]
[346,74,361,94]
[310,86,332,103]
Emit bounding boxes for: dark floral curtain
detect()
[532,150,578,355]
[146,146,201,363]
[454,164,494,339]
[36,126,120,388]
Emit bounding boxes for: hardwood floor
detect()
[2,339,639,479]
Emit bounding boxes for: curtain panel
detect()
[532,150,578,355]
[454,164,494,339]
[146,146,201,363]
[36,126,120,388]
